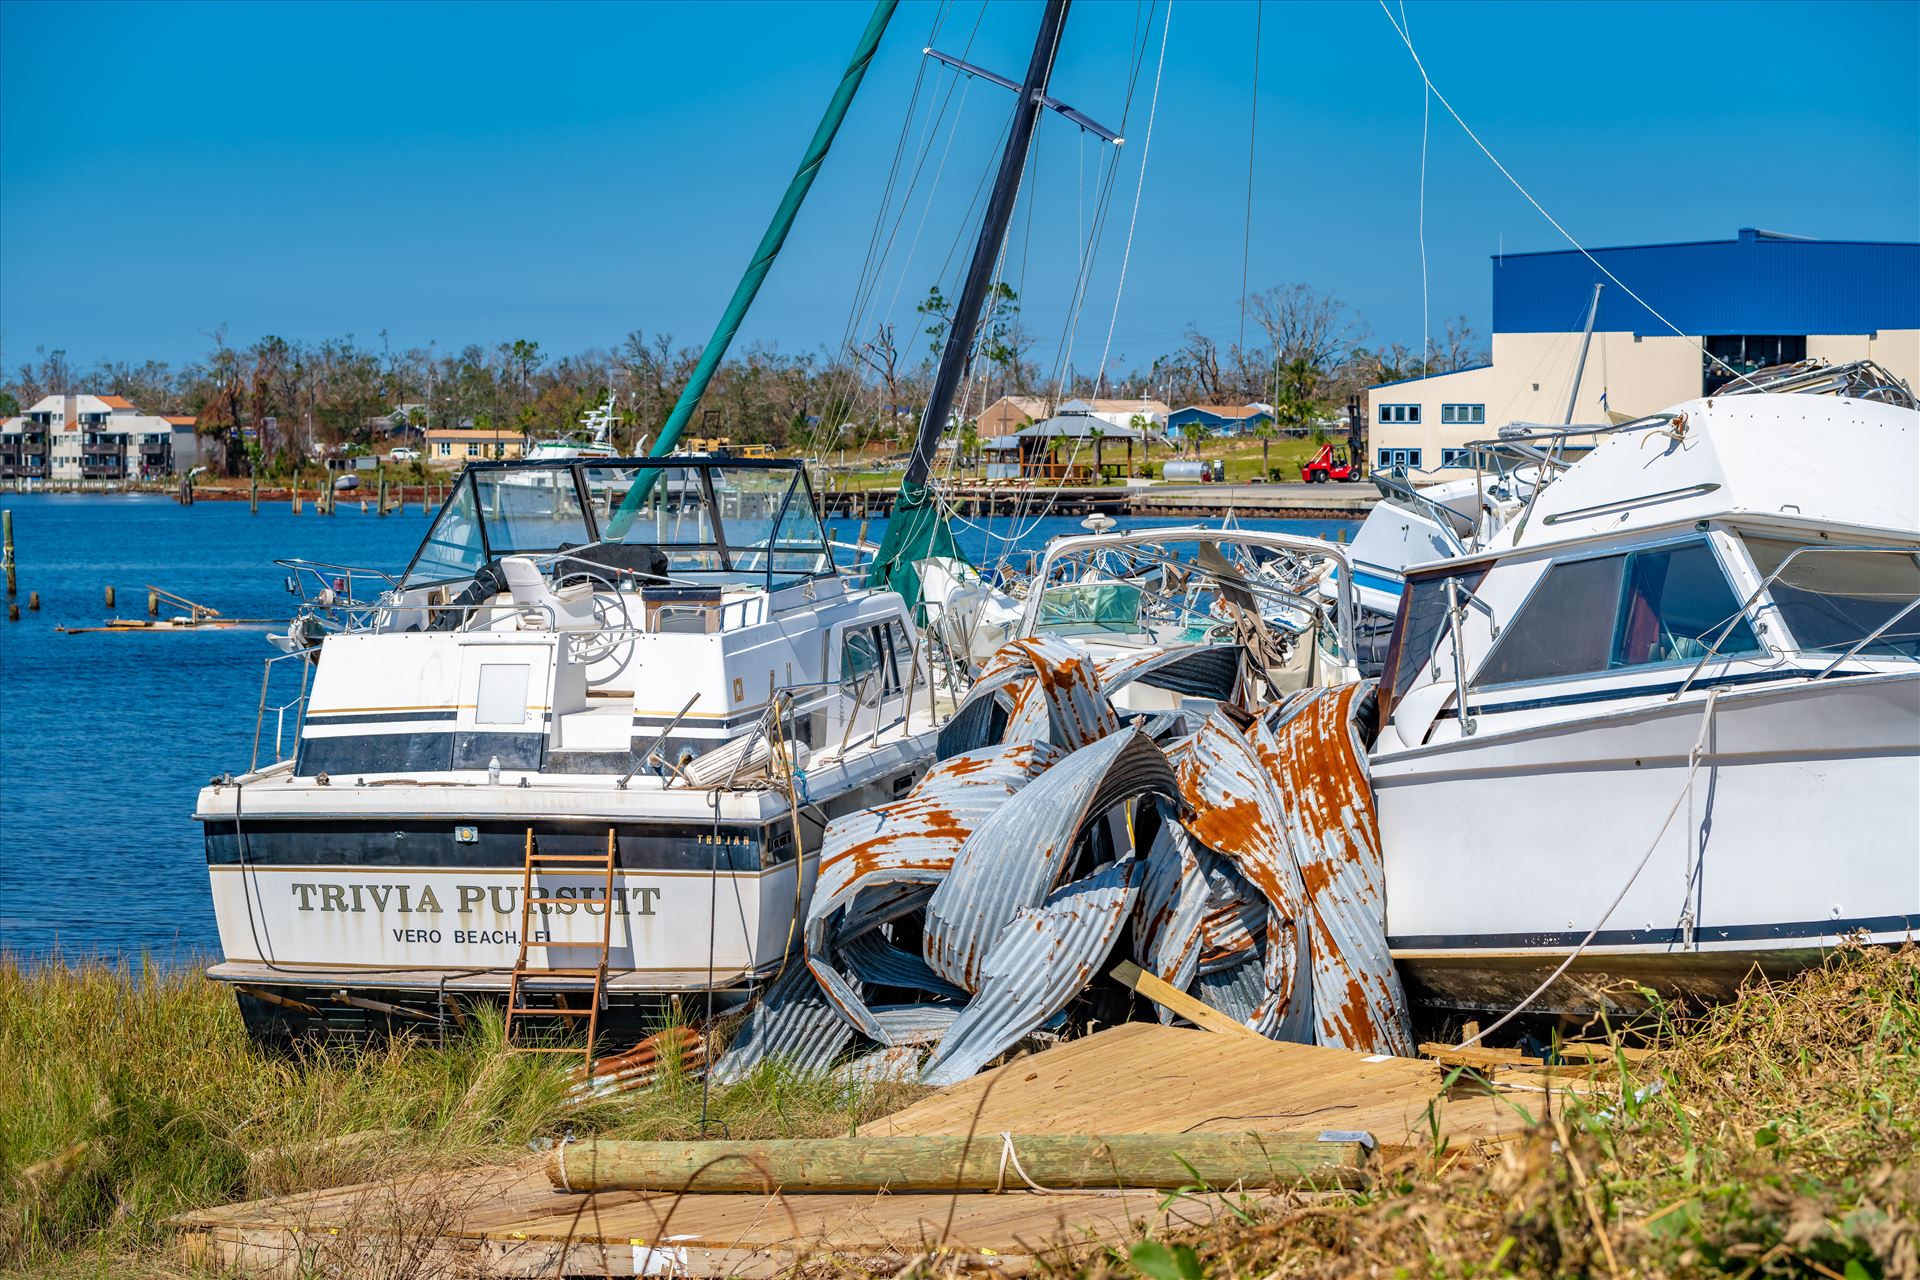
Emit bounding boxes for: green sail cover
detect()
[605,0,897,541]
[865,481,965,616]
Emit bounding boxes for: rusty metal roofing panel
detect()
[838,929,965,999]
[1134,811,1213,1013]
[804,741,1059,1044]
[710,960,857,1083]
[1169,713,1306,1035]
[937,636,1121,758]
[920,857,1141,1087]
[924,728,1175,992]
[1253,681,1413,1056]
[869,1003,961,1045]
[1097,643,1243,701]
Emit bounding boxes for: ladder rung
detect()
[518,939,609,949]
[508,1005,595,1017]
[516,968,607,978]
[526,854,616,864]
[523,896,612,906]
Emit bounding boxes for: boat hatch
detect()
[402,459,834,592]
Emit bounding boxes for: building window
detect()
[466,442,479,457]
[1703,335,1807,394]
[1376,448,1423,471]
[1440,403,1485,425]
[1378,404,1420,425]
[1440,448,1475,468]
[438,442,451,456]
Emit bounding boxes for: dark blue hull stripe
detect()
[1438,666,1845,720]
[1390,912,1920,951]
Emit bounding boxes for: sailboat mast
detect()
[902,0,1071,489]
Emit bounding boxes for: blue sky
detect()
[2,0,1915,379]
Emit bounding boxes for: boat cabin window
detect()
[587,462,830,582]
[1381,566,1490,709]
[1474,540,1760,687]
[583,464,727,572]
[1743,536,1920,659]
[405,479,489,585]
[470,469,592,554]
[1036,582,1146,636]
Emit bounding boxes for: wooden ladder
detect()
[503,827,617,1070]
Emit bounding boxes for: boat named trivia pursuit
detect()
[197,456,947,1043]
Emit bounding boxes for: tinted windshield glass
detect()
[711,467,832,577]
[405,479,487,585]
[471,468,591,554]
[1745,537,1920,659]
[584,463,725,571]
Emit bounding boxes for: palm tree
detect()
[1180,421,1206,459]
[1253,419,1278,477]
[1088,423,1105,484]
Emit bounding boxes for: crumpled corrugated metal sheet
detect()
[1169,713,1308,1038]
[1254,681,1413,1056]
[924,728,1176,993]
[803,742,1058,1043]
[920,856,1142,1087]
[709,960,857,1084]
[837,929,966,999]
[1097,644,1244,702]
[1134,810,1213,1015]
[937,636,1120,757]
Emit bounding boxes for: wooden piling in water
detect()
[104,584,115,609]
[3,508,14,596]
[250,471,259,514]
[377,476,389,516]
[147,588,159,617]
[28,591,40,611]
[7,603,15,622]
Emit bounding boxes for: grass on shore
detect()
[0,955,922,1278]
[3,946,1914,1279]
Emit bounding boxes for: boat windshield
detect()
[402,460,832,588]
[1744,537,1920,660]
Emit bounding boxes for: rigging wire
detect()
[1400,0,1429,366]
[1238,0,1262,357]
[1374,0,1744,378]
[1092,0,1173,393]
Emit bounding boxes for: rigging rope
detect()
[1091,0,1173,391]
[1375,0,1744,379]
[1238,0,1262,357]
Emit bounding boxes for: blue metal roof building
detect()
[1493,228,1920,336]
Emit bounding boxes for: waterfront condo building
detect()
[1367,228,1920,476]
[0,394,200,482]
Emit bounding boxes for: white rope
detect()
[1400,0,1429,366]
[1092,0,1172,388]
[555,1136,574,1193]
[1375,1,1744,380]
[995,1131,1057,1194]
[1454,689,1722,1051]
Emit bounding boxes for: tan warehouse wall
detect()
[1369,328,1920,478]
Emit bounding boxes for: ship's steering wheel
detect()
[553,572,635,670]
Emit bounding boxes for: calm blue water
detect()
[0,492,1350,966]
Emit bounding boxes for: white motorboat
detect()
[1372,375,1920,1013]
[198,456,946,1041]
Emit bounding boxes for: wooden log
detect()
[549,1131,1367,1194]
[1110,961,1267,1041]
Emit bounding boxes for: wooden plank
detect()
[548,1132,1366,1194]
[1419,1042,1542,1071]
[1110,960,1268,1040]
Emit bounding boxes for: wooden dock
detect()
[172,1024,1564,1277]
[818,482,1375,521]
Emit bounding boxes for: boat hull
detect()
[1374,671,1920,1013]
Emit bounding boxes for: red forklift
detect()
[1298,442,1360,483]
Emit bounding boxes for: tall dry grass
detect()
[1098,944,1920,1280]
[0,954,921,1277]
